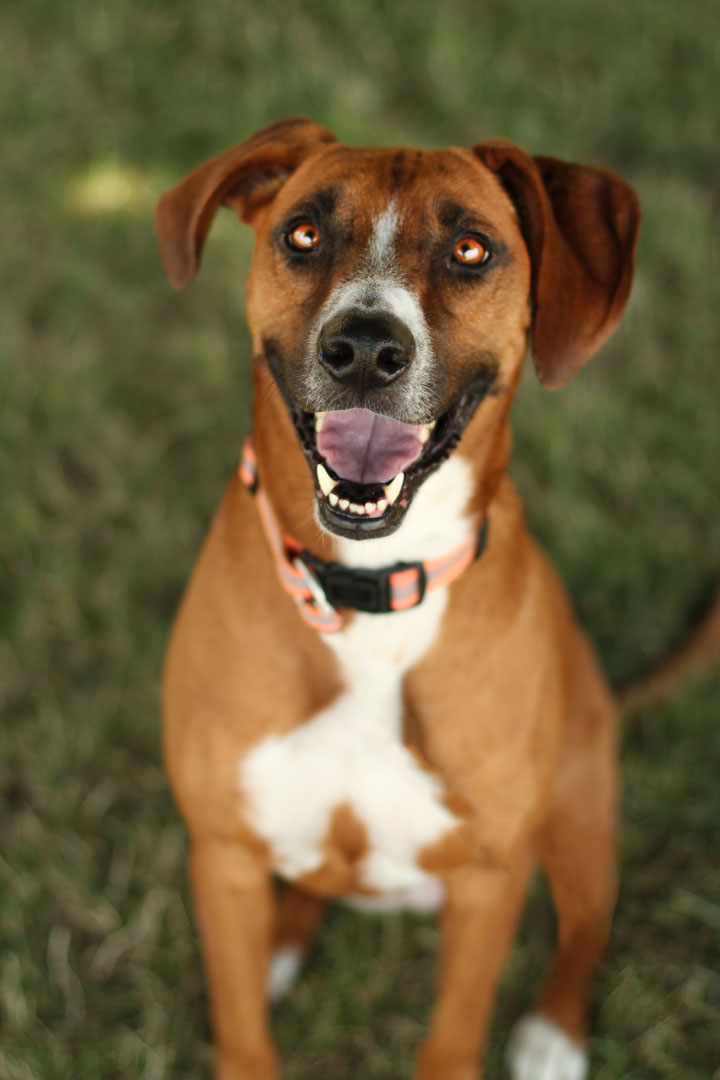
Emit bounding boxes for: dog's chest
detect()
[238,458,474,902]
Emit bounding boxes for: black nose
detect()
[318,310,415,391]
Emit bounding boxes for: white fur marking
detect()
[239,456,476,903]
[241,643,456,888]
[368,199,400,269]
[267,945,302,1002]
[506,1016,588,1080]
[343,877,445,914]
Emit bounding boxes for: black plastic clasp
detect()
[301,556,394,614]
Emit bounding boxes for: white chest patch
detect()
[238,456,475,901]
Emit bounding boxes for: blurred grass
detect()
[1,1,719,1077]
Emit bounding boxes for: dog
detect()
[155,117,640,1080]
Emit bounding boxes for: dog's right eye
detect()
[452,235,490,267]
[285,222,321,252]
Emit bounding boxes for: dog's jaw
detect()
[290,392,489,540]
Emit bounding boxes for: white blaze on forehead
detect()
[367,198,401,269]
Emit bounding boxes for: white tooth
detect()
[315,411,328,433]
[418,424,431,444]
[365,502,377,513]
[350,503,365,514]
[384,473,404,505]
[376,498,388,513]
[339,498,350,511]
[316,464,336,497]
[329,492,339,507]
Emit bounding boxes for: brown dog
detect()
[155,118,640,1080]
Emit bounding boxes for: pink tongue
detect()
[316,408,423,484]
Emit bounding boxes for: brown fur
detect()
[156,118,640,1079]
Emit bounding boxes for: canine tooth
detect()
[315,411,328,433]
[329,492,339,507]
[419,424,432,444]
[365,502,377,513]
[384,473,404,505]
[316,464,336,496]
[339,498,350,511]
[376,498,388,513]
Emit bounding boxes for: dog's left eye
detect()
[452,235,491,266]
[286,222,320,252]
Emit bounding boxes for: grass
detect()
[1,0,719,1077]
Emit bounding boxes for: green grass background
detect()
[1,1,719,1077]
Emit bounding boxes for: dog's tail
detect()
[618,584,720,715]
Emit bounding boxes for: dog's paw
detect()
[506,1016,587,1080]
[266,945,302,1002]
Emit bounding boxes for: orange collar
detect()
[240,436,488,634]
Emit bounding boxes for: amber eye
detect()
[286,222,320,251]
[452,236,490,266]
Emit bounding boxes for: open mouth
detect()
[292,394,482,538]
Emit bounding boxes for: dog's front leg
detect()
[190,840,277,1080]
[415,852,534,1080]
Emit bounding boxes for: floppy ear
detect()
[474,139,640,388]
[155,117,336,289]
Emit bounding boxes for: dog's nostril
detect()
[321,339,355,373]
[376,347,407,379]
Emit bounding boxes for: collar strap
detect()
[239,436,488,634]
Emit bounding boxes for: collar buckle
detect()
[301,556,399,614]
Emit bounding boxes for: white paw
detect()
[264,946,302,1002]
[506,1016,588,1080]
[266,945,302,1003]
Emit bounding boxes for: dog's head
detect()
[156,118,640,539]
